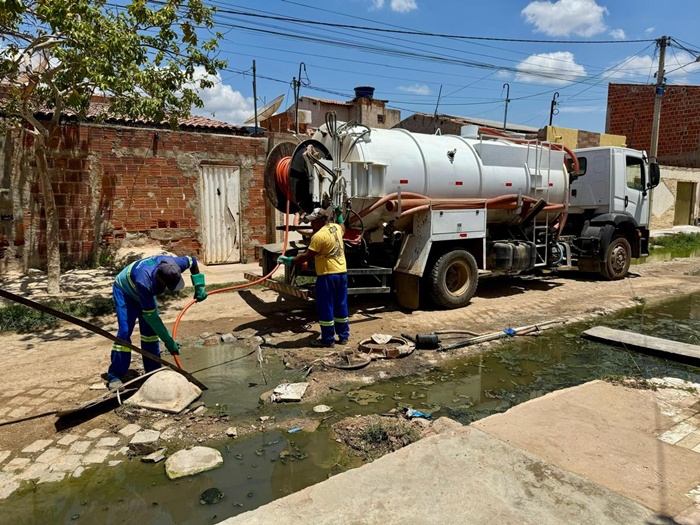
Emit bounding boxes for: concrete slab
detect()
[220,426,671,525]
[473,380,700,518]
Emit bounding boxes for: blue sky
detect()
[191,0,700,133]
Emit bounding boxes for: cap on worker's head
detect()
[158,260,185,292]
[305,207,330,222]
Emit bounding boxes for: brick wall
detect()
[0,122,269,272]
[607,83,700,168]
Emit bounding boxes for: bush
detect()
[651,233,700,251]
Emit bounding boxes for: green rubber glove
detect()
[191,273,207,302]
[334,206,345,224]
[277,255,293,266]
[142,310,180,355]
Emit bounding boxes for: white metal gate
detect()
[200,165,241,264]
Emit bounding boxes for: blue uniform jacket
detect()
[114,256,197,313]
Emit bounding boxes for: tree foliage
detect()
[0,0,226,292]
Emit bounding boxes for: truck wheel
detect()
[601,236,631,280]
[428,250,478,309]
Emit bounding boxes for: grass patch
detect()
[0,297,115,333]
[650,232,700,251]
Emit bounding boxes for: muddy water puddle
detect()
[6,295,700,523]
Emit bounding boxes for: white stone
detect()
[118,424,141,437]
[72,466,85,478]
[35,448,63,464]
[38,471,66,484]
[161,427,179,440]
[89,383,107,391]
[49,454,82,472]
[57,434,81,446]
[659,422,696,445]
[2,457,30,472]
[165,446,223,480]
[193,406,207,415]
[69,441,91,454]
[83,449,110,464]
[96,437,121,448]
[142,449,167,463]
[0,472,19,500]
[108,460,122,467]
[0,451,10,465]
[127,370,202,413]
[22,439,53,454]
[85,429,106,439]
[17,463,50,480]
[221,333,237,344]
[113,447,130,456]
[129,430,161,455]
[313,405,332,413]
[225,427,238,438]
[270,382,309,402]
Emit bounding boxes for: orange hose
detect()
[170,159,294,361]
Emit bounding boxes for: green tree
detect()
[0,0,225,293]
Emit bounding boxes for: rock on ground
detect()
[165,446,223,480]
[127,370,201,413]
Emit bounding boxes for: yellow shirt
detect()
[308,224,347,275]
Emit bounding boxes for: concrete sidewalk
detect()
[220,379,700,525]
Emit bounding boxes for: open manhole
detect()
[358,336,414,360]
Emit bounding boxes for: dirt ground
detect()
[2,257,700,454]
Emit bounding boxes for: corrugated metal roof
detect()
[414,112,539,133]
[32,96,247,134]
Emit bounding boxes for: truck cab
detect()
[566,146,660,279]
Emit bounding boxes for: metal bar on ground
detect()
[582,326,700,364]
[0,288,207,391]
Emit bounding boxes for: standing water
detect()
[4,295,700,524]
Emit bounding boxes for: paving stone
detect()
[2,458,30,472]
[2,389,22,398]
[0,451,10,465]
[89,383,107,391]
[36,448,63,464]
[108,460,122,467]
[27,389,45,396]
[85,429,106,439]
[8,396,30,406]
[141,449,166,463]
[0,472,20,500]
[0,407,10,416]
[129,430,160,455]
[69,441,92,454]
[83,449,110,464]
[49,454,82,472]
[26,397,46,406]
[118,424,141,437]
[17,463,51,480]
[38,471,66,484]
[8,406,30,418]
[22,439,53,454]
[72,466,85,478]
[57,434,81,446]
[96,437,121,448]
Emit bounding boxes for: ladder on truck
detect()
[525,140,554,267]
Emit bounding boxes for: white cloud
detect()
[608,50,700,82]
[644,27,655,34]
[390,0,417,12]
[397,84,431,95]
[189,68,255,124]
[369,0,384,10]
[515,51,587,85]
[610,28,626,40]
[522,0,608,37]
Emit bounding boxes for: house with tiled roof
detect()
[0,96,273,273]
[260,86,401,133]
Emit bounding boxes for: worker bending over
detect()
[279,207,350,348]
[107,255,207,391]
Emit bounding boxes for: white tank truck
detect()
[252,114,660,310]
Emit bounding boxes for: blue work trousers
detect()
[316,273,350,344]
[107,284,161,381]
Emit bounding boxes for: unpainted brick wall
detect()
[0,122,269,271]
[607,84,700,168]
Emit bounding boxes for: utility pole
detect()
[294,62,307,134]
[649,36,669,162]
[433,85,442,133]
[252,60,258,135]
[502,83,511,131]
[549,92,559,127]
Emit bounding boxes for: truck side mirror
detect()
[648,162,660,189]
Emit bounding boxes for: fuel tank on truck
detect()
[311,124,569,227]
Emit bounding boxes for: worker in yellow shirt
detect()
[278,206,349,347]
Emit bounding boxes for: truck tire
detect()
[601,236,631,280]
[428,250,478,309]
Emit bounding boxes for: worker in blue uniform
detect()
[107,255,207,391]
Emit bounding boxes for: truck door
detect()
[613,152,648,226]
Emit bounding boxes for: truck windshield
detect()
[625,156,645,191]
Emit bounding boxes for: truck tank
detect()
[265,123,569,230]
